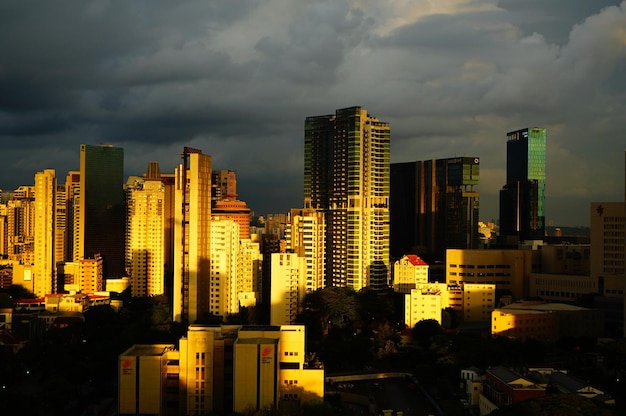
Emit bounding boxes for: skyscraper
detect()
[390,157,480,262]
[499,127,546,243]
[304,106,390,290]
[33,169,56,296]
[77,144,125,278]
[173,147,212,324]
[125,162,165,297]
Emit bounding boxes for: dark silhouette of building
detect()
[499,128,546,244]
[78,144,125,278]
[390,157,480,263]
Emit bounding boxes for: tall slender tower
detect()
[304,106,391,290]
[125,162,166,297]
[173,147,212,324]
[499,128,546,243]
[78,144,125,278]
[34,169,56,296]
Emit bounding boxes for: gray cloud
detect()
[0,0,624,226]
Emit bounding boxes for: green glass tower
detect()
[499,127,546,243]
[304,106,391,291]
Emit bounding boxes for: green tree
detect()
[411,319,443,348]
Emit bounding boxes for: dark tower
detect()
[79,144,125,278]
[499,127,546,244]
[390,157,480,263]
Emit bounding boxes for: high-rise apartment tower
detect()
[304,106,390,290]
[173,147,212,324]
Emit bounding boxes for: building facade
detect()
[173,148,212,324]
[118,325,324,416]
[270,252,306,326]
[499,127,546,244]
[393,254,429,294]
[77,144,125,278]
[304,106,390,290]
[125,162,166,297]
[390,157,480,262]
[285,208,326,294]
[33,169,57,296]
[446,248,539,301]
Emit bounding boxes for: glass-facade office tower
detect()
[78,144,125,278]
[390,157,480,263]
[304,106,390,290]
[499,127,546,243]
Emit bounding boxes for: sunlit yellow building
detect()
[404,282,495,327]
[286,208,326,293]
[33,169,57,296]
[492,301,604,341]
[125,162,166,297]
[118,325,323,416]
[405,284,445,327]
[393,254,429,294]
[446,249,537,300]
[118,344,179,416]
[173,148,212,324]
[270,253,306,326]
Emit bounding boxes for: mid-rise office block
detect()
[270,253,306,326]
[119,325,323,416]
[446,248,538,301]
[304,106,390,291]
[405,284,445,327]
[78,144,125,278]
[391,157,480,262]
[404,282,495,327]
[499,128,546,243]
[173,148,212,324]
[33,169,56,296]
[179,325,240,415]
[118,344,178,416]
[125,162,166,297]
[590,202,625,298]
[492,302,604,341]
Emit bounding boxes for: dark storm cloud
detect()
[0,0,625,225]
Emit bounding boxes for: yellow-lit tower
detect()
[173,147,212,324]
[34,169,56,296]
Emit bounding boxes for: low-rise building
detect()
[492,301,604,341]
[479,366,545,416]
[118,324,324,416]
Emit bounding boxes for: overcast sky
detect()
[1,0,625,226]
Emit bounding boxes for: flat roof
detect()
[501,302,589,312]
[122,344,176,357]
